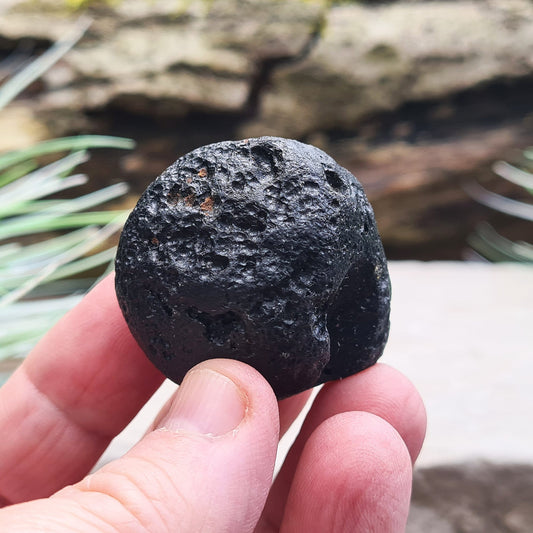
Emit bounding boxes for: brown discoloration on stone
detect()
[200,196,215,213]
[197,168,208,178]
[167,191,180,205]
[184,193,196,207]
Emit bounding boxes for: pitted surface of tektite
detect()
[115,137,391,398]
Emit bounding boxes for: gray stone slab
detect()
[384,261,533,467]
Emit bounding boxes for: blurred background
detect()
[1,1,532,531]
[1,0,532,261]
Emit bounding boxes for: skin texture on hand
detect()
[0,274,426,532]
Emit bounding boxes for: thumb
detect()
[0,359,280,532]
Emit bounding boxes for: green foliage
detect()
[0,21,133,371]
[467,151,533,263]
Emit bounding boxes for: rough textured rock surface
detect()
[246,0,533,137]
[408,463,533,533]
[115,137,390,398]
[1,0,533,258]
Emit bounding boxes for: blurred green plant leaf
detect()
[0,23,134,363]
[464,181,533,222]
[0,17,91,111]
[467,149,533,263]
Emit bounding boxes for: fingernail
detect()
[160,368,247,436]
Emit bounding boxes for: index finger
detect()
[0,274,164,505]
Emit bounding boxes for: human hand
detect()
[0,274,426,532]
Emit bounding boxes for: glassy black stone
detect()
[115,137,391,399]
